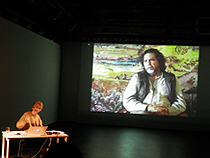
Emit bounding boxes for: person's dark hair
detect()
[139,48,166,72]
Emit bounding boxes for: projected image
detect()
[91,44,199,117]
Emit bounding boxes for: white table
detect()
[1,131,69,158]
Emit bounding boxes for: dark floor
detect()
[3,122,210,158]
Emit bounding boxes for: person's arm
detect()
[37,114,43,126]
[16,112,31,130]
[167,77,186,116]
[123,74,148,113]
[147,77,186,116]
[147,104,169,115]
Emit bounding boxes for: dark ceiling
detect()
[1,0,210,45]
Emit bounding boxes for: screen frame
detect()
[77,42,210,131]
[90,43,199,116]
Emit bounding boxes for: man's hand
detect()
[147,105,169,116]
[25,114,31,124]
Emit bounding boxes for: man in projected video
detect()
[123,48,186,116]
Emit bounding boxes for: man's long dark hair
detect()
[139,48,166,72]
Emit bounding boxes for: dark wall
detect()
[0,17,61,130]
[196,46,210,117]
[59,42,91,121]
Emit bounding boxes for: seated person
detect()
[16,101,43,130]
[123,48,186,116]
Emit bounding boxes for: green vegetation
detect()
[93,44,199,83]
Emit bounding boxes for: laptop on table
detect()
[25,126,48,135]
